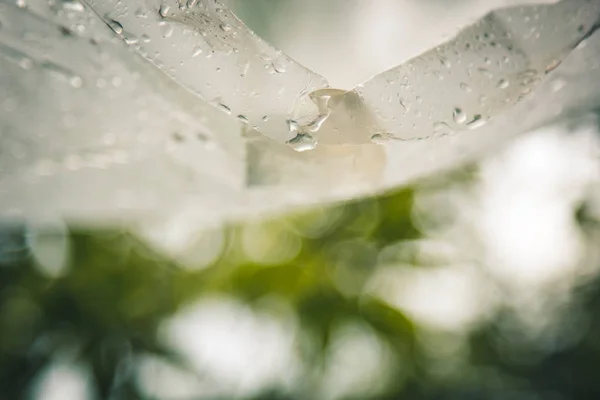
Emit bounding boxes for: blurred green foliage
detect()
[1,176,600,400]
[0,186,418,399]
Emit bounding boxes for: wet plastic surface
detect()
[0,0,599,225]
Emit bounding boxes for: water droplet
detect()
[63,1,84,12]
[460,82,472,92]
[108,20,123,35]
[219,103,231,114]
[467,114,487,129]
[497,79,509,89]
[370,134,390,145]
[237,115,248,123]
[192,46,203,57]
[123,33,139,45]
[59,26,74,37]
[271,60,287,74]
[452,108,467,124]
[219,24,232,32]
[262,115,269,122]
[399,99,410,113]
[159,4,171,18]
[440,58,451,68]
[141,34,151,43]
[287,133,316,152]
[287,119,299,133]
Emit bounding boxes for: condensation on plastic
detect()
[0,0,244,222]
[81,0,330,144]
[0,0,599,225]
[311,0,600,144]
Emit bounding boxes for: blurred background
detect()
[2,1,600,399]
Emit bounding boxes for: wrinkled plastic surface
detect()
[81,0,329,144]
[228,0,562,89]
[0,0,244,221]
[0,0,599,225]
[347,0,600,143]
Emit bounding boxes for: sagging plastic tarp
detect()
[0,0,598,225]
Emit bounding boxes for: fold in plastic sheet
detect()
[227,0,562,89]
[0,0,599,226]
[82,0,329,143]
[247,29,600,210]
[309,0,600,144]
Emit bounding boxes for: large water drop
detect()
[452,108,467,124]
[287,132,316,152]
[108,20,124,35]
